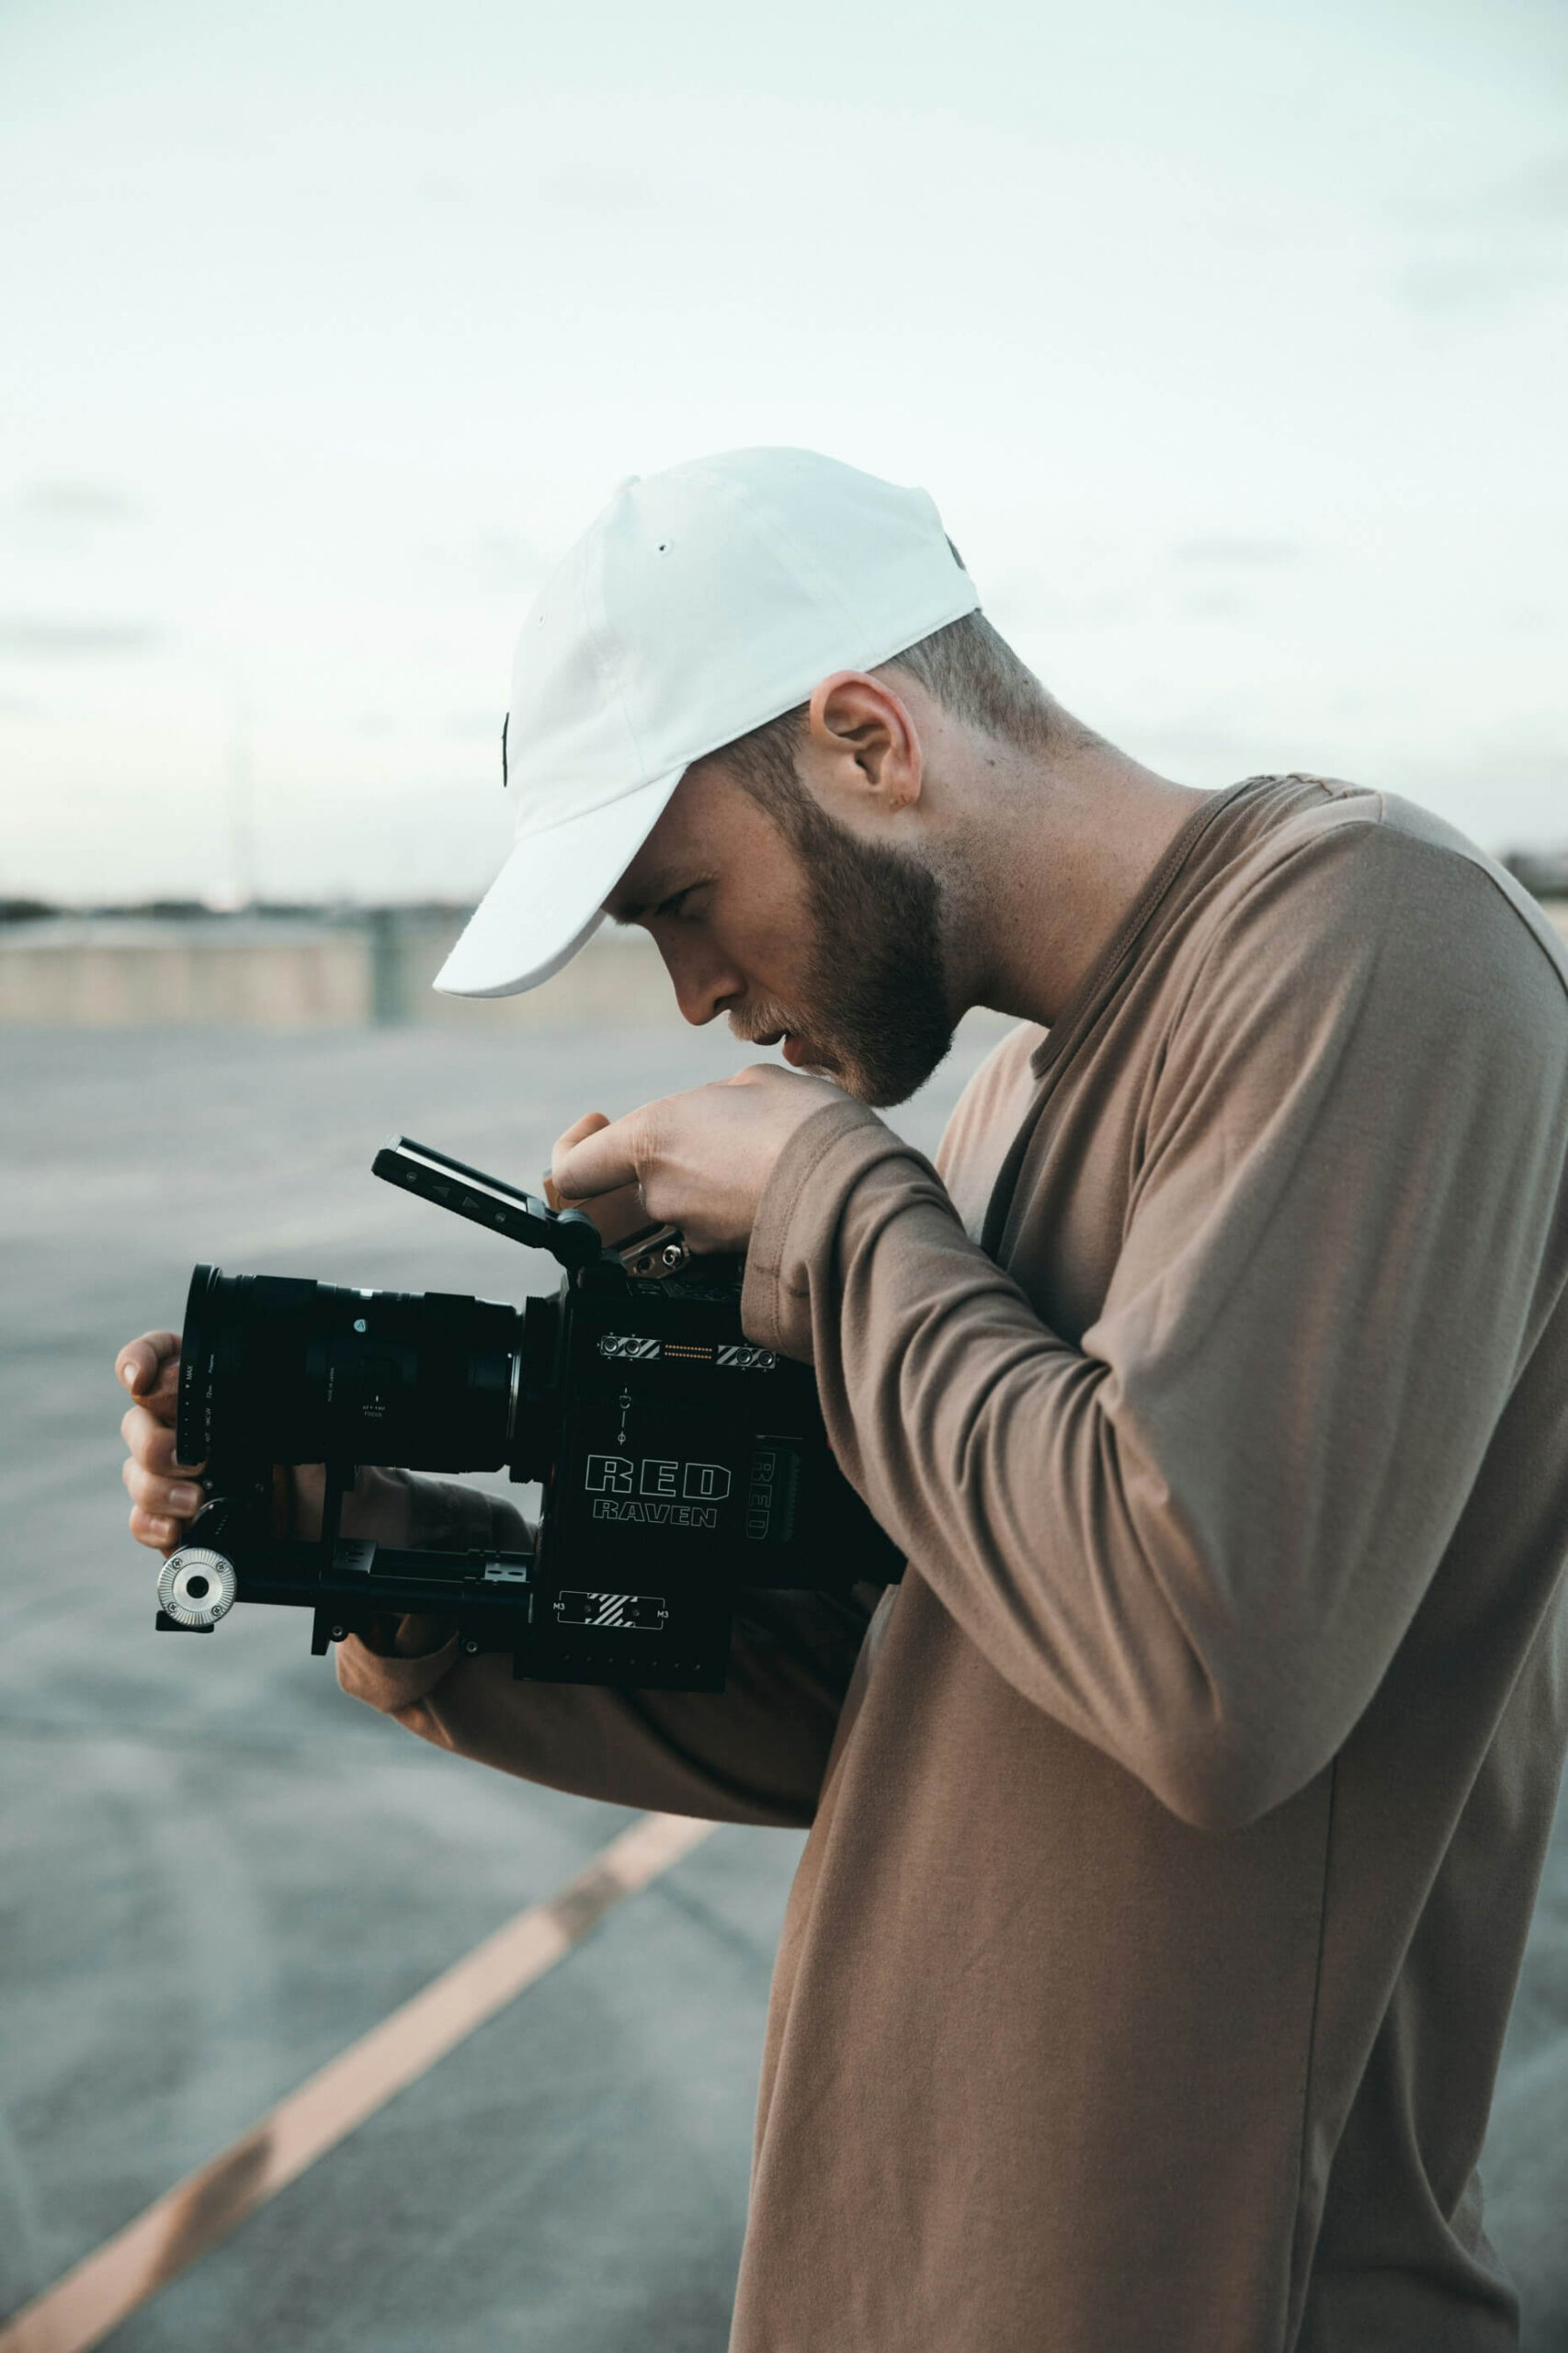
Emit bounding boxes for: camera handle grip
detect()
[372,1135,603,1269]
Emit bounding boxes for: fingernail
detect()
[121,1364,138,1391]
[169,1484,202,1515]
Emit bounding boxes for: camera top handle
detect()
[371,1135,603,1269]
[372,1135,694,1284]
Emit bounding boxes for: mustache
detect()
[727,1003,841,1077]
[727,998,808,1047]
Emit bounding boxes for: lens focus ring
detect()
[158,1547,239,1628]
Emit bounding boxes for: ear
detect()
[801,671,923,819]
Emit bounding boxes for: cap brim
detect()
[433,766,687,998]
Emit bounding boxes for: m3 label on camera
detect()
[553,1589,670,1631]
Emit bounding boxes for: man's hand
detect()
[117,1331,205,1553]
[541,1110,650,1241]
[551,1064,849,1255]
[115,1332,415,1556]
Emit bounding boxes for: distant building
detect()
[1503,849,1568,902]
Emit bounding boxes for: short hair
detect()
[709,605,1059,822]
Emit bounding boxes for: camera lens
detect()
[177,1264,531,1472]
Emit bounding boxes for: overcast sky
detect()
[2,0,1564,904]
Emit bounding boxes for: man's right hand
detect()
[546,1109,649,1241]
[116,1330,208,1553]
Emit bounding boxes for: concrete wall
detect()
[4,899,1566,1028]
[0,914,673,1028]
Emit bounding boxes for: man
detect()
[119,448,1568,2350]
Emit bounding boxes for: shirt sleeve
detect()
[336,1472,880,1826]
[740,823,1568,1831]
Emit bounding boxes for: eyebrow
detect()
[604,870,700,926]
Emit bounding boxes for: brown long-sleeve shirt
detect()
[340,775,1568,2351]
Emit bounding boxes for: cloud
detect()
[0,482,143,561]
[1396,254,1562,313]
[1506,152,1568,223]
[0,618,163,657]
[423,527,551,595]
[538,165,664,215]
[419,172,472,207]
[1140,720,1261,766]
[1392,147,1568,313]
[1172,537,1304,569]
[11,481,139,524]
[1176,590,1246,620]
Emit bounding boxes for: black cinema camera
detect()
[158,1136,900,1690]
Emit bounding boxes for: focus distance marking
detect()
[0,1812,715,2353]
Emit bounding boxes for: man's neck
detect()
[950,740,1211,1029]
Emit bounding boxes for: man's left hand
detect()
[551,1063,851,1255]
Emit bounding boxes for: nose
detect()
[657,935,746,1029]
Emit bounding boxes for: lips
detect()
[782,1036,835,1071]
[737,1024,822,1070]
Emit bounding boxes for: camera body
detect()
[160,1138,900,1690]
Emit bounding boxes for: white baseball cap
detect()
[433,447,980,997]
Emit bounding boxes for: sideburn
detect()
[778,794,956,1108]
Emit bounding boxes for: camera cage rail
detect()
[158,1442,802,1688]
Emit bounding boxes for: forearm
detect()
[292,1464,506,1659]
[339,1585,873,1825]
[758,1147,1242,1815]
[744,1115,1221,1800]
[334,1470,874,1824]
[290,1462,490,1552]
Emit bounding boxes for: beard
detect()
[732,799,956,1108]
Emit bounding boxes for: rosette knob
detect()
[158,1547,239,1629]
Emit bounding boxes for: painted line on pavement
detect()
[0,1811,716,2353]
